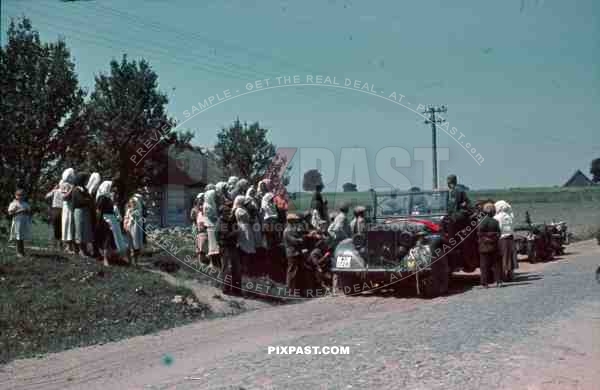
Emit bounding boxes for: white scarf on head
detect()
[96,181,112,201]
[62,168,75,184]
[86,172,101,195]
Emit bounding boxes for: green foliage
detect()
[214,119,281,184]
[342,182,357,192]
[84,54,184,212]
[0,17,85,216]
[591,158,600,183]
[302,169,323,191]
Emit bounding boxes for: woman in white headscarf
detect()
[245,186,265,250]
[230,178,249,201]
[226,176,239,200]
[215,181,228,200]
[96,181,127,266]
[203,188,221,267]
[494,200,516,281]
[257,179,270,201]
[234,195,255,275]
[86,173,101,198]
[60,168,76,253]
[261,191,279,250]
[86,173,102,257]
[195,193,209,265]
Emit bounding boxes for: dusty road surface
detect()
[2,240,600,390]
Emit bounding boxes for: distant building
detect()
[563,170,594,187]
[146,145,222,227]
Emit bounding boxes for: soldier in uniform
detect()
[446,174,477,267]
[447,174,470,218]
[477,202,502,288]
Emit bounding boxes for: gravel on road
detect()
[2,241,599,390]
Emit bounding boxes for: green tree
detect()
[342,182,357,192]
[0,17,85,216]
[302,169,323,191]
[214,119,285,184]
[85,54,183,213]
[591,158,600,183]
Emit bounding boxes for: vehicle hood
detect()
[377,217,442,233]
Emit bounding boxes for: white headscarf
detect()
[96,181,112,201]
[205,183,215,191]
[495,200,512,215]
[233,195,246,210]
[196,192,205,200]
[86,172,101,195]
[227,176,239,187]
[494,200,514,236]
[246,186,256,199]
[61,168,75,184]
[215,181,227,196]
[203,189,218,223]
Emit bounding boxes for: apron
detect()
[103,214,127,255]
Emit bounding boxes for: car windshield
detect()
[375,191,449,217]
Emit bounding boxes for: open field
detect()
[290,186,600,240]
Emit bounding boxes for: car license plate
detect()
[336,255,351,268]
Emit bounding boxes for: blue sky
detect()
[2,0,599,191]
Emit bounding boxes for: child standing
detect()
[8,189,32,257]
[124,198,141,266]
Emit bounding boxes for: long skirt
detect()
[206,225,220,256]
[196,231,208,255]
[10,214,32,241]
[74,208,93,243]
[97,214,127,255]
[499,237,514,278]
[238,222,256,255]
[252,220,266,249]
[129,220,144,251]
[51,208,62,241]
[61,201,75,241]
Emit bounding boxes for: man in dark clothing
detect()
[447,175,471,218]
[477,202,502,288]
[283,213,313,297]
[218,200,242,296]
[311,184,328,224]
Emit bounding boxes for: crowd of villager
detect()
[7,171,519,296]
[8,168,145,267]
[6,170,365,297]
[189,177,364,296]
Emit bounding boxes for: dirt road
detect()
[2,240,599,390]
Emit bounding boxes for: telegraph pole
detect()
[422,104,447,190]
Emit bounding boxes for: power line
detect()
[20,2,344,102]
[422,104,447,190]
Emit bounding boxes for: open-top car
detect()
[331,189,481,298]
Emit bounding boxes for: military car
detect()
[331,189,476,298]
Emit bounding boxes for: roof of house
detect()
[563,170,593,187]
[159,145,223,186]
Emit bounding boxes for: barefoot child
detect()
[8,189,32,257]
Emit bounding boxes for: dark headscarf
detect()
[74,173,89,187]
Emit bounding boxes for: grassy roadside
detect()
[0,247,210,365]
